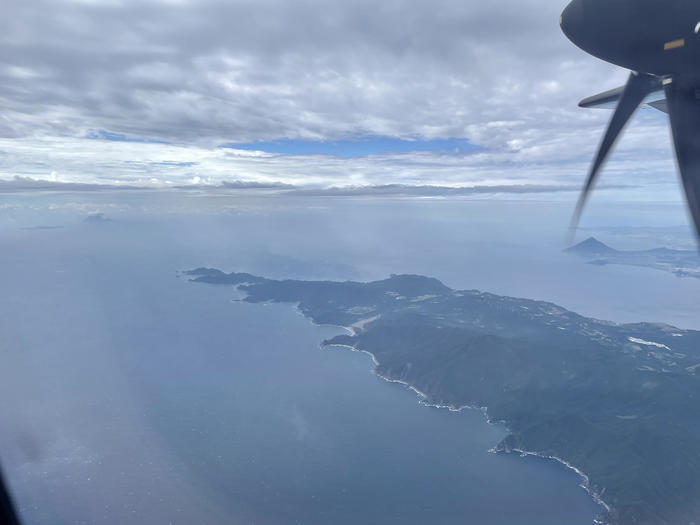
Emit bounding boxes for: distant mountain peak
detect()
[566,237,617,255]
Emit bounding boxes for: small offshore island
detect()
[567,237,700,280]
[185,268,700,525]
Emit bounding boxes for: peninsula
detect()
[185,268,700,525]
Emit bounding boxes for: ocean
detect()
[1,190,698,524]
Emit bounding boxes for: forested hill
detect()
[186,267,700,525]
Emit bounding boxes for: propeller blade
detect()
[0,465,21,525]
[663,76,700,242]
[569,72,660,241]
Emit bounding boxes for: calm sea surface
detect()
[1,192,698,525]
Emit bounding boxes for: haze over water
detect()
[1,191,698,525]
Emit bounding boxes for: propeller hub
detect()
[559,0,585,44]
[560,0,693,76]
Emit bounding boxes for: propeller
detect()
[0,465,21,525]
[568,71,661,242]
[663,75,700,241]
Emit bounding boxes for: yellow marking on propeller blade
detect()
[664,39,685,50]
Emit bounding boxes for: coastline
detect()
[322,333,613,525]
[241,292,614,524]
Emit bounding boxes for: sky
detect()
[0,0,686,201]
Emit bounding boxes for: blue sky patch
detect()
[222,137,477,158]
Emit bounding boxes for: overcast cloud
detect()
[0,0,683,199]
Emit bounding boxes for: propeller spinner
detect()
[560,0,700,242]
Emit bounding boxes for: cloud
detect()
[2,0,621,144]
[0,131,679,198]
[173,180,296,190]
[0,0,683,201]
[285,183,632,197]
[0,176,149,192]
[0,173,634,201]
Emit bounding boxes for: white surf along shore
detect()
[326,313,613,522]
[237,292,613,523]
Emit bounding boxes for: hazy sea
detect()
[1,191,698,525]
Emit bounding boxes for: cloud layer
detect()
[0,0,683,200]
